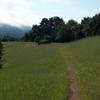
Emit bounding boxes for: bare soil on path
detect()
[68,66,81,100]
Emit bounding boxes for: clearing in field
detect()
[0,36,100,100]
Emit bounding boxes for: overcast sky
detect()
[0,0,100,26]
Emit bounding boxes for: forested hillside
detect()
[0,23,31,38]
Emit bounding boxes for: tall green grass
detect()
[60,36,100,100]
[0,36,100,100]
[0,42,69,100]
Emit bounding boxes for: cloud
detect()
[0,0,73,26]
[40,0,72,5]
[40,0,62,3]
[0,0,43,26]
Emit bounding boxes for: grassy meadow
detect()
[0,36,100,100]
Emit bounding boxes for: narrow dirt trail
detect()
[68,66,81,100]
[59,47,81,100]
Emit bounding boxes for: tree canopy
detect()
[23,13,100,44]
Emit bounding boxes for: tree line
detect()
[23,12,100,44]
[0,12,100,69]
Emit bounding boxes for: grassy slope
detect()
[66,37,100,100]
[0,36,100,100]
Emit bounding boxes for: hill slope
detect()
[0,23,31,37]
[0,36,100,100]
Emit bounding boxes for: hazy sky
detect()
[0,0,100,26]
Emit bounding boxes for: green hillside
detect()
[0,36,100,100]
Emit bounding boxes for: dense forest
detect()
[23,12,100,44]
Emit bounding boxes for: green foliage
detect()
[57,24,72,42]
[2,35,18,41]
[24,16,65,43]
[23,12,100,44]
[81,13,100,37]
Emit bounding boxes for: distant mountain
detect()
[0,23,31,37]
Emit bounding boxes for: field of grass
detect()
[0,42,69,100]
[66,37,100,100]
[0,36,100,100]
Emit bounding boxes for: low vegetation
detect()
[0,36,100,100]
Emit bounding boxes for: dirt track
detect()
[68,66,81,100]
